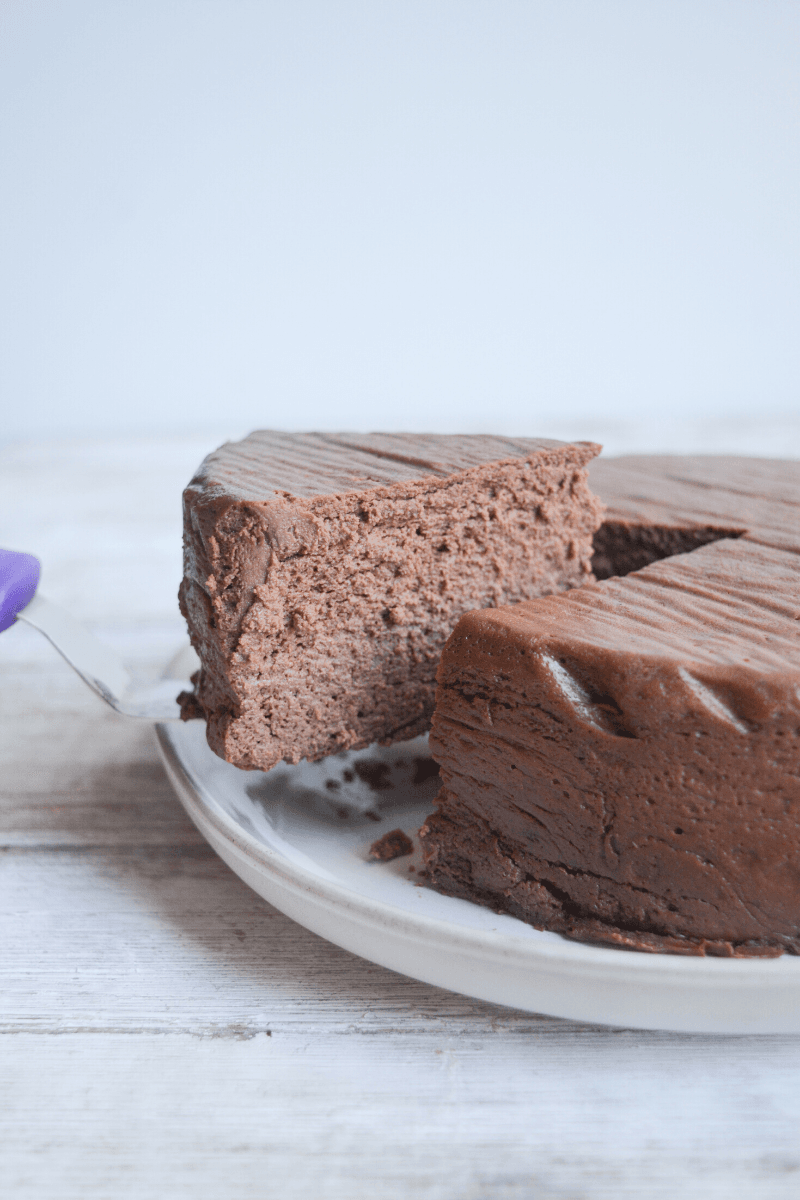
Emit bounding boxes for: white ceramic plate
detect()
[156,650,800,1034]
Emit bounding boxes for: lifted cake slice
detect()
[180,431,602,771]
[422,538,800,956]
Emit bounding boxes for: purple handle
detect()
[0,549,41,633]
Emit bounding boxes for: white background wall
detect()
[1,0,798,448]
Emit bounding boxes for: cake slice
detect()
[422,538,800,957]
[179,431,602,771]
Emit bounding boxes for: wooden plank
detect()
[3,1031,800,1200]
[1,844,553,1035]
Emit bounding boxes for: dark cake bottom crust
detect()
[419,805,790,959]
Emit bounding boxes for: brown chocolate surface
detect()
[589,454,800,577]
[423,536,800,956]
[369,829,415,861]
[180,431,602,771]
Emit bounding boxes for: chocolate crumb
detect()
[325,779,341,791]
[354,760,394,791]
[412,756,440,786]
[365,810,382,822]
[177,689,204,721]
[369,829,414,861]
[343,770,355,783]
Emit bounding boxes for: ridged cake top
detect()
[454,539,800,724]
[189,430,599,501]
[589,454,800,553]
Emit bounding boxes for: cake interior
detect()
[181,434,602,770]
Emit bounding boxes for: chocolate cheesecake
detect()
[421,456,800,957]
[589,453,800,577]
[179,432,602,771]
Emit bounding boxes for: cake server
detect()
[0,548,191,720]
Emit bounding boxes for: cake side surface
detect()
[179,431,603,770]
[422,538,800,956]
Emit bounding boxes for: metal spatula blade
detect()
[1,548,191,721]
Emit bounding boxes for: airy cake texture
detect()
[422,455,800,957]
[179,431,602,771]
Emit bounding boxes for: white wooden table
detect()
[3,430,800,1200]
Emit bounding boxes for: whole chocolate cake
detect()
[179,432,602,771]
[421,455,800,957]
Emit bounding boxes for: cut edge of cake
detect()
[179,431,604,771]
